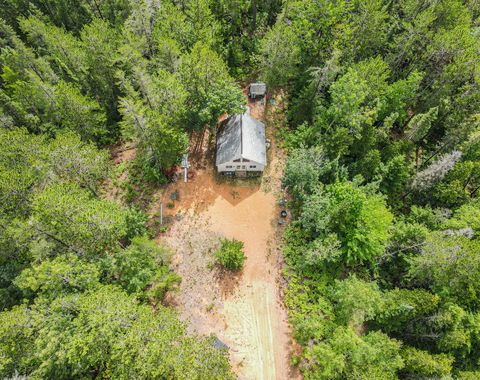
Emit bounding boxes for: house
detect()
[248,82,267,99]
[216,111,267,176]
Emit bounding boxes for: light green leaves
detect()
[0,286,233,379]
[404,107,438,142]
[408,233,480,308]
[111,236,175,295]
[30,182,127,257]
[214,238,246,271]
[15,254,100,298]
[300,181,392,266]
[259,21,300,89]
[331,275,383,329]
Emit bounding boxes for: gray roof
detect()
[216,113,266,166]
[250,82,266,95]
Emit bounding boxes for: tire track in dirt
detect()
[224,281,277,380]
[164,186,293,379]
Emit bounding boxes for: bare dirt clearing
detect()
[154,97,299,379]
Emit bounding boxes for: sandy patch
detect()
[163,212,227,335]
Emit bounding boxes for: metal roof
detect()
[250,82,267,95]
[216,112,266,166]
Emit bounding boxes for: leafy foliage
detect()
[15,254,100,299]
[30,182,127,257]
[111,236,178,298]
[0,286,232,379]
[215,238,246,271]
[179,42,245,131]
[400,347,453,378]
[300,181,393,266]
[331,276,383,329]
[270,1,480,378]
[408,233,480,308]
[119,81,189,178]
[0,1,280,378]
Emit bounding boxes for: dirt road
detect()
[154,97,298,379]
[207,189,291,380]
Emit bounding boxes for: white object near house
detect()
[216,112,267,177]
[181,153,189,182]
[248,82,267,99]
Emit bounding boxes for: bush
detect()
[215,239,246,271]
[145,267,181,305]
[124,207,148,242]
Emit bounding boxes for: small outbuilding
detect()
[248,82,267,99]
[216,112,267,177]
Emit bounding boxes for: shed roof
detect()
[250,82,267,95]
[216,112,266,166]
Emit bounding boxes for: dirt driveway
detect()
[206,187,290,380]
[152,98,298,379]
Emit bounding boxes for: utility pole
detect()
[181,153,189,183]
[160,202,163,225]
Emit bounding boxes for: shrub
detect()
[145,267,181,304]
[215,239,246,271]
[124,207,148,242]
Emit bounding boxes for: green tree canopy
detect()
[409,233,480,308]
[300,181,393,266]
[30,182,127,257]
[0,285,233,379]
[179,42,244,131]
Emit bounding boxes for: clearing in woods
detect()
[152,96,299,379]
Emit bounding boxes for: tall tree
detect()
[30,182,127,257]
[179,41,244,133]
[119,81,188,179]
[0,286,233,379]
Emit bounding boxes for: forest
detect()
[0,0,479,379]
